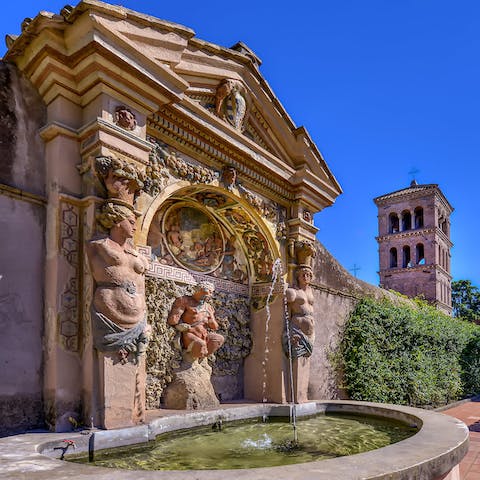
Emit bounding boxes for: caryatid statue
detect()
[284,265,315,403]
[86,201,150,363]
[167,281,225,362]
[284,267,315,359]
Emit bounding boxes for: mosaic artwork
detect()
[164,205,225,273]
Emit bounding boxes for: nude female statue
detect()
[86,202,150,362]
[284,267,315,358]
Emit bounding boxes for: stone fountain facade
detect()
[0,0,365,432]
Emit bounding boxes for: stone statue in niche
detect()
[164,282,225,409]
[215,78,249,130]
[284,266,315,403]
[114,106,137,131]
[86,201,150,363]
[167,281,224,361]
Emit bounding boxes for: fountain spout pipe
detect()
[271,258,298,444]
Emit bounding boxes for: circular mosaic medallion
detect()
[163,204,224,273]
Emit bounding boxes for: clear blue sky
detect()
[2,1,479,287]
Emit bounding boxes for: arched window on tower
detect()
[389,213,399,233]
[390,247,398,268]
[401,210,412,231]
[441,220,449,235]
[416,243,425,265]
[403,245,411,268]
[414,207,424,228]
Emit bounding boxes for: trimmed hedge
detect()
[340,297,480,408]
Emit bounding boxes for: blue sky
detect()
[2,1,479,287]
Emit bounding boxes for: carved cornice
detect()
[377,228,436,242]
[379,263,452,280]
[0,183,47,206]
[10,39,186,110]
[374,184,453,213]
[379,265,434,275]
[377,227,453,248]
[138,245,249,296]
[148,109,294,205]
[434,227,454,248]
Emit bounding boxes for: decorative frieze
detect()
[148,109,293,203]
[139,245,249,296]
[58,202,80,352]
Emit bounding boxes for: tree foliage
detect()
[452,280,480,323]
[340,297,480,407]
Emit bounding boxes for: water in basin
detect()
[71,413,417,470]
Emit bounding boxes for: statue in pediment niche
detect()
[215,79,249,131]
[221,165,238,191]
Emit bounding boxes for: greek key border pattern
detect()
[139,245,249,296]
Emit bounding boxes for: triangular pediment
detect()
[4,0,342,211]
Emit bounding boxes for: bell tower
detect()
[374,181,453,315]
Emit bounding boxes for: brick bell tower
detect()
[374,180,453,315]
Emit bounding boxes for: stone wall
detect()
[308,239,401,400]
[0,62,46,434]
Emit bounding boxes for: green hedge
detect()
[340,297,480,408]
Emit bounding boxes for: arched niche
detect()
[137,183,284,404]
[139,183,281,285]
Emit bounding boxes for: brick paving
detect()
[442,397,480,479]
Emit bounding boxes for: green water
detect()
[71,414,417,470]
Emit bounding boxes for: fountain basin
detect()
[0,401,468,480]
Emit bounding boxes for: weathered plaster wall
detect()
[0,62,46,434]
[308,239,399,400]
[0,62,46,195]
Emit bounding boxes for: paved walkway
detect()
[443,396,480,479]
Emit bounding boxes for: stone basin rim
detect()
[0,400,469,480]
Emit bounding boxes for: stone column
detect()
[41,97,84,431]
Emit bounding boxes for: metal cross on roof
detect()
[350,264,361,277]
[408,167,420,181]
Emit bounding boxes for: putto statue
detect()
[167,281,224,361]
[164,281,225,409]
[86,201,150,363]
